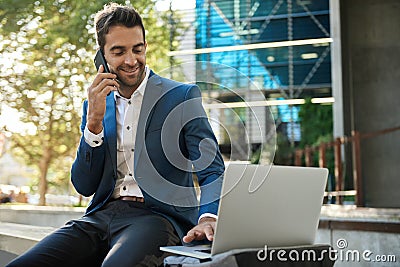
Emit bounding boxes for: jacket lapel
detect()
[134,71,163,170]
[104,93,117,176]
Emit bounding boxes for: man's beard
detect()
[117,63,146,89]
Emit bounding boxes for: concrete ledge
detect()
[319,205,400,233]
[0,250,18,266]
[316,205,400,267]
[0,205,83,260]
[0,205,85,227]
[0,222,55,255]
[320,205,400,223]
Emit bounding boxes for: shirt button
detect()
[123,186,126,190]
[127,126,130,130]
[128,101,131,105]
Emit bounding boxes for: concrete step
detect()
[0,205,84,228]
[0,250,18,267]
[0,222,55,256]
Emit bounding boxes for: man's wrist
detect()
[198,213,218,224]
[86,120,103,135]
[84,125,104,147]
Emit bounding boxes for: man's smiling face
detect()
[104,25,147,97]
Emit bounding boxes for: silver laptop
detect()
[160,164,328,259]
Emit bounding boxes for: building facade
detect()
[168,0,332,162]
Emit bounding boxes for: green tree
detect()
[298,98,333,147]
[0,0,180,205]
[298,98,334,171]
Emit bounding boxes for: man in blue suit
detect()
[7,3,224,267]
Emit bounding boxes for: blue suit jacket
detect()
[71,71,225,239]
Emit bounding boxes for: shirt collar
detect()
[114,65,150,101]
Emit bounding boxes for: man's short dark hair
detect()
[94,3,145,51]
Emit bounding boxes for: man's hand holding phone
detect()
[86,64,119,134]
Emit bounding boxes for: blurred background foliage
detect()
[298,98,333,148]
[298,98,334,174]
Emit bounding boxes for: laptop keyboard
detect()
[195,249,212,254]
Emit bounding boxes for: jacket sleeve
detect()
[70,100,106,196]
[182,85,225,217]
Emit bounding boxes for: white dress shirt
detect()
[84,66,150,199]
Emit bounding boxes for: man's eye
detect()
[114,52,124,56]
[134,50,143,54]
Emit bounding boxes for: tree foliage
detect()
[0,0,179,205]
[298,98,333,147]
[298,98,334,171]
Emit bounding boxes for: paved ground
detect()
[0,250,17,267]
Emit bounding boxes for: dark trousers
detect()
[6,200,180,267]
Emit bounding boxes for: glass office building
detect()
[168,0,332,161]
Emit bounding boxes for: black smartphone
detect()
[94,49,110,73]
[94,50,121,87]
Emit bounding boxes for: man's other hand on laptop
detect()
[183,217,216,243]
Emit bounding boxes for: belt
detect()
[118,196,145,203]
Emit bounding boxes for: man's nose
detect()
[124,51,137,66]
